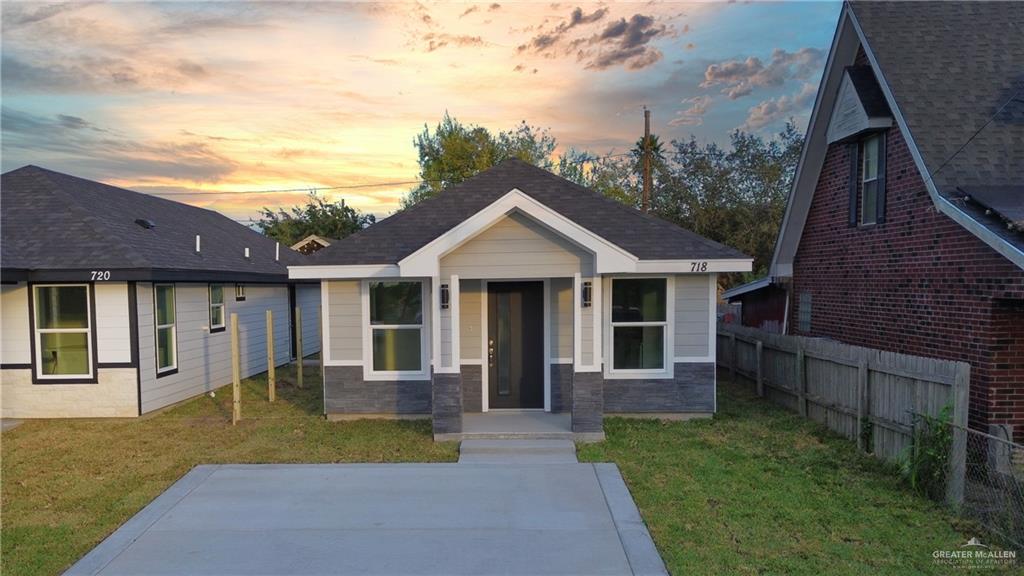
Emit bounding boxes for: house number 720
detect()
[690,261,708,272]
[90,270,111,281]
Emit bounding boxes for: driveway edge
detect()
[593,463,669,576]
[63,464,220,576]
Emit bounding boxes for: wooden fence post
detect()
[755,340,764,397]
[796,343,807,417]
[946,362,970,508]
[295,306,303,389]
[729,332,737,382]
[231,313,241,424]
[266,310,275,403]
[856,360,868,452]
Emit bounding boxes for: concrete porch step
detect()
[458,439,578,464]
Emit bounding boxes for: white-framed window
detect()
[609,278,669,376]
[154,284,177,374]
[363,280,428,380]
[860,133,881,225]
[32,284,94,380]
[234,284,246,301]
[209,284,225,332]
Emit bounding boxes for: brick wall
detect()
[789,126,1024,436]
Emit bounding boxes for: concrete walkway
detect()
[66,461,666,576]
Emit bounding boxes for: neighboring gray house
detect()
[0,166,320,418]
[290,159,751,439]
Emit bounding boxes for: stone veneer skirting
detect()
[603,363,715,413]
[323,366,431,414]
[325,363,714,420]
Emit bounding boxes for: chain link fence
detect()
[908,412,1024,551]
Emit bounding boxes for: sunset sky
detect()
[1,1,841,221]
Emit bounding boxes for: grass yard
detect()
[579,375,1013,576]
[3,366,1013,576]
[1,365,458,576]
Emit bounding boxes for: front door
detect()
[487,281,544,409]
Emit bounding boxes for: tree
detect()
[401,114,557,208]
[655,122,803,286]
[255,192,375,247]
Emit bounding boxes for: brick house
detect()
[766,2,1024,439]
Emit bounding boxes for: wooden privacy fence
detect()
[717,323,970,505]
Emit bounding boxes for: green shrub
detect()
[900,404,953,501]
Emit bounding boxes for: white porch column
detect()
[431,275,441,373]
[449,275,460,370]
[591,275,602,370]
[573,272,582,368]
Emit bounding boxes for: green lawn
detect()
[579,376,1010,575]
[2,367,1010,576]
[0,365,458,576]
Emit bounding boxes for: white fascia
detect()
[397,188,638,277]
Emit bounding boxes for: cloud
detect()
[1,52,212,94]
[668,95,712,127]
[422,33,485,52]
[518,7,608,53]
[580,14,667,70]
[742,82,816,130]
[701,47,824,99]
[1,2,90,29]
[460,6,478,17]
[2,107,237,182]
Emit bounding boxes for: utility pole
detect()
[642,107,652,213]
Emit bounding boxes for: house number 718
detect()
[690,261,708,272]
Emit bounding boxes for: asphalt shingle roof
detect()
[1,165,303,278]
[850,1,1024,253]
[309,159,748,266]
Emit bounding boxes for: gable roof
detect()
[307,159,747,267]
[1,165,303,282]
[771,1,1024,276]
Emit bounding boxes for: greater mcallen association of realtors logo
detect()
[933,537,1018,569]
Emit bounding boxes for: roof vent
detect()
[135,218,156,229]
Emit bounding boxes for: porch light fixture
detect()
[581,281,593,308]
[440,284,450,309]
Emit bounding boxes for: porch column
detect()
[432,275,462,438]
[572,273,604,438]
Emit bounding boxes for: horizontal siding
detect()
[440,212,594,278]
[551,278,573,360]
[580,294,593,365]
[138,283,298,414]
[1,283,30,364]
[95,282,131,364]
[460,280,482,360]
[440,306,452,368]
[328,280,361,362]
[296,284,321,358]
[675,275,711,358]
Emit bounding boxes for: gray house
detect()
[290,160,751,439]
[0,166,320,418]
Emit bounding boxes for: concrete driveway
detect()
[66,462,666,576]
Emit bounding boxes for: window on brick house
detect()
[860,134,881,225]
[798,292,812,333]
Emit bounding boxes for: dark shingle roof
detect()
[1,165,303,278]
[850,1,1024,254]
[309,159,747,265]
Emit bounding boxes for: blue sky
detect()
[1,1,841,218]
